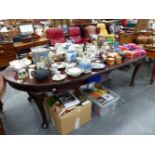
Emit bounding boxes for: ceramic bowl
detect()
[10,58,31,70]
[66,67,83,77]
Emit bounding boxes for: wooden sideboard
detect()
[0,43,16,68]
[0,37,49,68]
[13,37,49,52]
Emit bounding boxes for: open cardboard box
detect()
[44,95,92,135]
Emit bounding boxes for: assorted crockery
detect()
[13,42,141,81]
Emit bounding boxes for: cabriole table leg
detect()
[130,60,143,86]
[0,101,3,112]
[150,59,155,84]
[28,92,48,129]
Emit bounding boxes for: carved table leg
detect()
[148,58,152,68]
[27,95,33,103]
[0,100,3,112]
[150,59,155,84]
[28,92,48,129]
[130,60,143,86]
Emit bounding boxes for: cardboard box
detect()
[44,98,92,135]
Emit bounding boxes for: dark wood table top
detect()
[3,55,145,92]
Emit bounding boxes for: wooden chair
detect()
[68,27,83,44]
[46,28,66,46]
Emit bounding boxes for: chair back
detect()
[46,28,65,45]
[68,27,83,44]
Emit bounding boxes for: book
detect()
[56,92,80,109]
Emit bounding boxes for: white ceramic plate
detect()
[52,74,66,81]
[91,63,106,69]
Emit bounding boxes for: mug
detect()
[18,69,28,79]
[28,69,35,79]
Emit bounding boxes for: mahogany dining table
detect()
[2,55,145,129]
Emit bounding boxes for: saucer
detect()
[52,74,66,81]
[91,63,106,69]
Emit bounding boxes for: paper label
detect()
[77,107,81,112]
[82,100,90,106]
[74,118,80,129]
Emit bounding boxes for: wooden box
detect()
[119,32,134,45]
